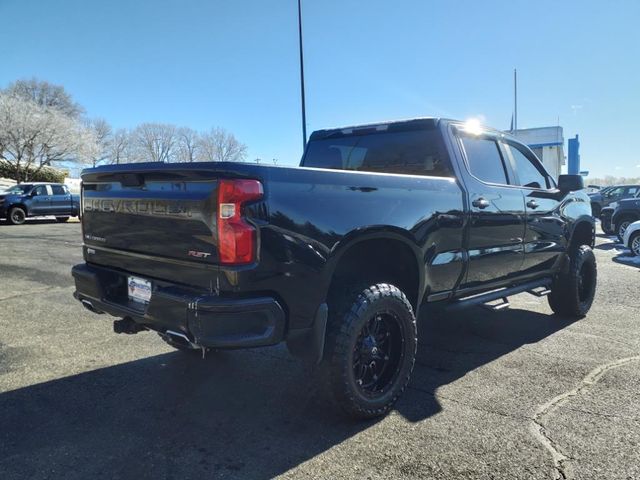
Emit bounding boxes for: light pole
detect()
[297,0,307,149]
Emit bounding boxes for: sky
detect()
[1,0,639,177]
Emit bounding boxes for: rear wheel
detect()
[629,232,640,256]
[548,245,597,318]
[55,216,70,223]
[321,283,417,419]
[7,207,26,225]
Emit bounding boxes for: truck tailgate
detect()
[82,174,221,265]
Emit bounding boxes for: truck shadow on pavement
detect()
[0,307,575,479]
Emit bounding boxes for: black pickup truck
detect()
[72,118,597,418]
[1,182,80,225]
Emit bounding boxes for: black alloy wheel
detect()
[321,283,417,419]
[352,312,405,397]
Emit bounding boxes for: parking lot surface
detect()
[1,221,639,480]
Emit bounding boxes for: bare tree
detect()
[131,123,178,162]
[86,118,112,167]
[4,78,84,118]
[0,94,97,181]
[176,127,200,163]
[197,127,247,162]
[109,128,130,164]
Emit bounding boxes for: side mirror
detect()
[557,175,584,193]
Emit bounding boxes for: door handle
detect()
[472,197,490,209]
[526,200,539,209]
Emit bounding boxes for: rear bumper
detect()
[72,263,286,349]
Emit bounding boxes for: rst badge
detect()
[188,250,212,259]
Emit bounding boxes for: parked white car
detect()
[623,220,640,256]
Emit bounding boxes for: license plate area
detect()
[127,276,152,304]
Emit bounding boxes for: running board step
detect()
[527,287,552,297]
[447,278,552,311]
[481,297,510,311]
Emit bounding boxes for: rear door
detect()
[454,131,526,290]
[50,184,72,215]
[502,141,565,275]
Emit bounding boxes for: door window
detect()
[607,187,624,198]
[460,136,509,185]
[506,144,549,189]
[51,185,66,195]
[624,186,638,196]
[32,185,48,196]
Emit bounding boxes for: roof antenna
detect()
[297,0,307,149]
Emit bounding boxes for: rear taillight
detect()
[217,179,263,265]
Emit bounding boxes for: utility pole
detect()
[297,0,307,149]
[514,68,518,133]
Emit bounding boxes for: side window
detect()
[460,136,509,185]
[51,185,66,195]
[608,187,624,198]
[33,185,48,196]
[507,144,549,189]
[625,187,638,196]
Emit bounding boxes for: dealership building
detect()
[512,126,565,179]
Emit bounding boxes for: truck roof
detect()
[309,117,441,140]
[309,117,510,141]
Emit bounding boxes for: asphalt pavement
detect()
[0,220,638,480]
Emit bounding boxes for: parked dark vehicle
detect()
[603,191,640,241]
[589,184,640,218]
[72,118,597,418]
[0,182,80,225]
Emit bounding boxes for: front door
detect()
[29,185,52,215]
[502,141,565,275]
[455,132,526,290]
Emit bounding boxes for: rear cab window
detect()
[301,127,453,177]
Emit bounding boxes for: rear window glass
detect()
[302,129,453,177]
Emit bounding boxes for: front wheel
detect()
[548,245,597,318]
[7,206,27,225]
[616,219,633,243]
[601,219,614,235]
[321,283,417,419]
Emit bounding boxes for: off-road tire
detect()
[321,283,417,419]
[548,245,597,318]
[55,216,70,223]
[7,206,27,225]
